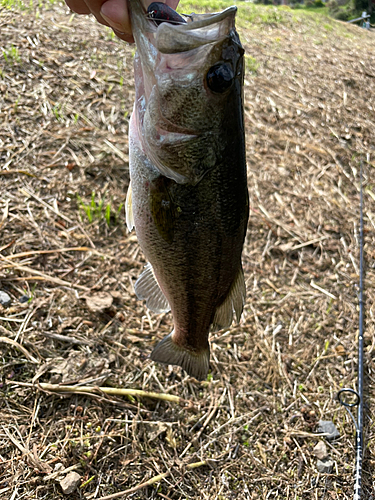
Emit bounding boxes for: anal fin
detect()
[151,332,210,381]
[134,263,170,314]
[212,266,246,331]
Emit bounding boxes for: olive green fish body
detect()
[127,0,248,380]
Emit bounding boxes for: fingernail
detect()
[100,12,124,31]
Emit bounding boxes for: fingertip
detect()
[100,0,131,33]
[65,0,91,14]
[113,29,134,43]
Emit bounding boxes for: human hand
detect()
[65,0,180,43]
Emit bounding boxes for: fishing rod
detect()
[337,155,367,500]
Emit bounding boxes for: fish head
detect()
[129,0,245,185]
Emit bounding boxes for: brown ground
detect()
[1,2,375,499]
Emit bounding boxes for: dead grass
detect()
[1,2,375,499]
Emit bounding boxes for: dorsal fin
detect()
[134,263,170,314]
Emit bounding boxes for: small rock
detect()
[0,291,11,307]
[53,462,65,473]
[313,441,328,460]
[317,420,340,440]
[59,471,81,495]
[85,292,113,313]
[316,457,334,474]
[19,294,30,304]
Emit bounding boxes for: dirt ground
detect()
[1,2,375,499]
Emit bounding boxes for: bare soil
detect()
[1,2,375,499]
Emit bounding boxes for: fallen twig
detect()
[310,280,337,300]
[13,382,188,405]
[93,460,212,500]
[0,336,39,363]
[39,331,88,345]
[2,246,112,260]
[0,255,90,291]
[0,169,38,177]
[38,383,184,404]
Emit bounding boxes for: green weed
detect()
[2,45,21,64]
[179,0,289,26]
[23,283,37,303]
[178,0,345,36]
[106,27,116,40]
[0,0,26,8]
[52,102,63,121]
[1,0,58,9]
[326,297,334,314]
[245,55,259,74]
[77,192,123,227]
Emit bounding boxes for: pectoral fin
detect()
[150,177,176,244]
[125,181,134,232]
[134,263,170,314]
[151,331,210,381]
[212,266,246,331]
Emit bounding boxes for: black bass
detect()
[126,0,249,380]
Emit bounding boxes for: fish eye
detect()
[206,63,234,93]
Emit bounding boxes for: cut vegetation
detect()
[0,1,375,499]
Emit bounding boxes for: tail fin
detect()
[150,332,210,381]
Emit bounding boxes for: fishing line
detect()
[145,14,187,25]
[337,154,368,500]
[145,2,188,25]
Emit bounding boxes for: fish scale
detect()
[127,0,249,380]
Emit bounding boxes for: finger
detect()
[81,0,114,27]
[113,28,134,43]
[68,0,181,43]
[65,0,91,14]
[100,0,131,35]
[104,0,180,42]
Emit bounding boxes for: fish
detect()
[126,0,249,380]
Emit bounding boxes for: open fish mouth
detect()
[130,1,238,53]
[129,0,239,94]
[129,0,243,185]
[153,7,238,54]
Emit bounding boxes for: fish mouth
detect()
[154,7,238,54]
[129,0,239,129]
[129,0,237,55]
[129,0,241,184]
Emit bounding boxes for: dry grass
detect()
[1,2,375,499]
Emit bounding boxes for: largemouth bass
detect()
[126,0,249,380]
